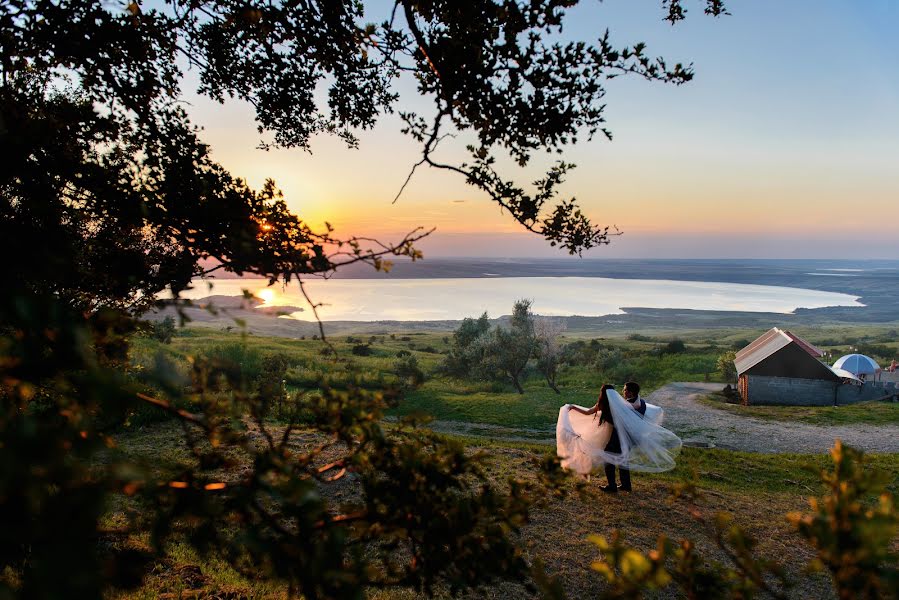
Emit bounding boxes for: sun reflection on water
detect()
[256,288,276,304]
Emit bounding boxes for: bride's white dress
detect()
[556,389,682,475]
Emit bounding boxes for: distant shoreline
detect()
[149,259,899,337]
[187,258,899,322]
[203,257,899,281]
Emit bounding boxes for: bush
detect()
[559,340,596,367]
[203,342,264,388]
[149,316,177,344]
[875,329,898,343]
[731,338,750,350]
[394,354,425,388]
[441,313,492,377]
[717,351,738,383]
[663,339,687,354]
[593,348,624,371]
[257,353,291,417]
[572,442,897,600]
[351,344,372,356]
[855,343,894,362]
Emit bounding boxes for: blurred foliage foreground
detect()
[1,0,896,597]
[1,306,897,599]
[0,300,568,598]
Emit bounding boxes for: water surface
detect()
[176,277,863,321]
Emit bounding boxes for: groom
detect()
[601,381,646,493]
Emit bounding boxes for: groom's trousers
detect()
[603,427,631,489]
[604,463,631,489]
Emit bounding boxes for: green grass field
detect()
[130,325,899,431]
[699,392,899,426]
[131,327,728,430]
[109,325,899,599]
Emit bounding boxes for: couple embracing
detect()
[556,381,681,492]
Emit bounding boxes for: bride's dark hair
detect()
[598,384,615,425]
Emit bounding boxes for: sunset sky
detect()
[184,0,899,259]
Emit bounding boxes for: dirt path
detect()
[645,382,899,454]
[420,382,899,454]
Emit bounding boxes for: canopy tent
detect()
[830,367,862,382]
[832,354,881,378]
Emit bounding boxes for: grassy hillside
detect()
[106,422,899,600]
[132,325,899,430]
[109,326,899,598]
[131,328,727,430]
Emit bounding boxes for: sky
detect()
[183,0,899,259]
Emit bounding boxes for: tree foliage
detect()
[149,315,177,344]
[476,299,538,394]
[535,317,566,394]
[1,0,734,597]
[441,312,492,377]
[717,350,738,383]
[542,441,895,600]
[788,441,898,599]
[2,0,728,263]
[442,301,542,394]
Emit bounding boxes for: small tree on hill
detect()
[394,354,426,389]
[664,339,687,354]
[535,317,566,394]
[476,300,537,394]
[717,350,738,383]
[150,316,177,344]
[257,352,291,418]
[441,312,491,376]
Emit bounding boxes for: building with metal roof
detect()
[735,328,840,405]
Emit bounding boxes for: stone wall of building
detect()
[836,381,898,405]
[746,375,837,406]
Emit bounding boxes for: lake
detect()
[176,277,864,321]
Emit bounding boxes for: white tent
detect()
[832,354,881,379]
[830,366,862,382]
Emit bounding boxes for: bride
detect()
[556,384,681,477]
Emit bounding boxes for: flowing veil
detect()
[556,390,682,474]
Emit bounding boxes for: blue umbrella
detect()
[832,354,881,377]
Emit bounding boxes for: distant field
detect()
[131,325,899,430]
[132,327,728,430]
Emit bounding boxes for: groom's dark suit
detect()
[604,398,646,491]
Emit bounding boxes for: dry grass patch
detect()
[104,423,897,599]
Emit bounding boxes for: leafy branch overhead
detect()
[3,0,727,266]
[2,2,734,598]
